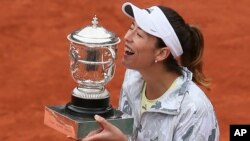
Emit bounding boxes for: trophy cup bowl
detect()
[44,16,133,139]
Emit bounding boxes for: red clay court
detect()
[0,0,249,141]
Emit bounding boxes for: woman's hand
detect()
[81,115,127,141]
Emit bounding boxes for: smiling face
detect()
[122,21,160,71]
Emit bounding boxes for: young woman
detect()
[82,2,220,141]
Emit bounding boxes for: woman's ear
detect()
[155,47,171,62]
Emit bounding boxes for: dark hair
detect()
[156,6,210,88]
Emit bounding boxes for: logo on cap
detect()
[145,8,154,14]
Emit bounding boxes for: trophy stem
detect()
[72,86,109,99]
[65,87,114,118]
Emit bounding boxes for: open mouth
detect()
[125,46,135,56]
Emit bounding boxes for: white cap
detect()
[122,2,183,58]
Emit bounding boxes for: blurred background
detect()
[0,0,249,140]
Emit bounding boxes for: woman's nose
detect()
[124,30,133,43]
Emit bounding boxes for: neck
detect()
[140,65,180,100]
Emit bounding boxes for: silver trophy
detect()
[44,16,133,139]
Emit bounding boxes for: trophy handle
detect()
[107,46,116,60]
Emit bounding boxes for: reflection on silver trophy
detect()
[44,16,133,139]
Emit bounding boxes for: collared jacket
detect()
[118,68,220,141]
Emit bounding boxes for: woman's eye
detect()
[137,33,142,37]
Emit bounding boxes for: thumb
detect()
[94,115,110,129]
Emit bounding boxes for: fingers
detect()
[81,115,106,141]
[81,115,117,141]
[94,115,110,129]
[85,128,103,137]
[81,133,101,141]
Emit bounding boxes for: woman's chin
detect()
[121,59,127,67]
[122,59,131,69]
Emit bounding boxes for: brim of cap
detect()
[122,2,159,37]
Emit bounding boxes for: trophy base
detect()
[44,105,134,140]
[65,96,114,118]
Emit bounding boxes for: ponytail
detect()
[157,6,210,89]
[181,25,210,88]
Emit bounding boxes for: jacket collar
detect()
[150,67,193,115]
[125,67,193,115]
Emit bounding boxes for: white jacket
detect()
[118,68,220,141]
